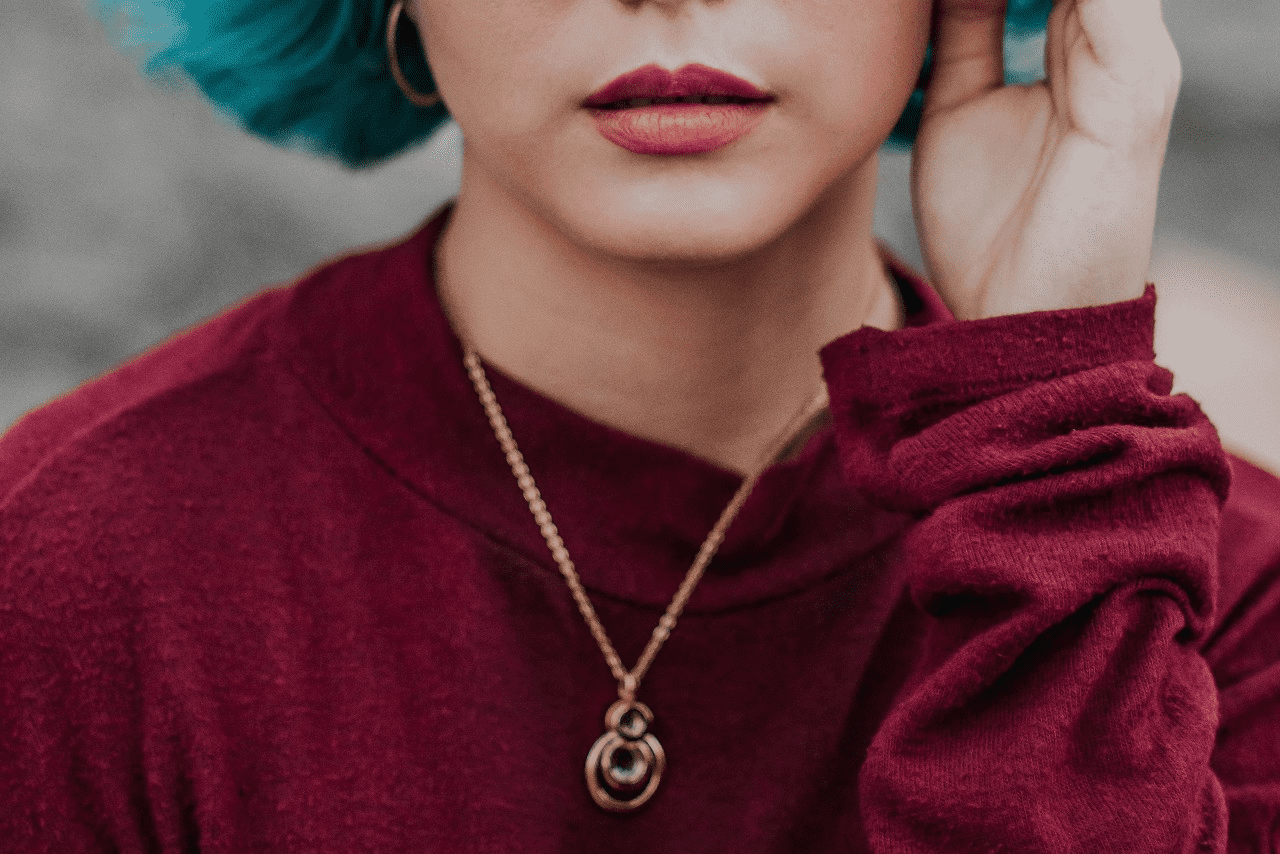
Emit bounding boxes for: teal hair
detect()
[93,0,1052,169]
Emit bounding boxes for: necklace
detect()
[462,345,829,811]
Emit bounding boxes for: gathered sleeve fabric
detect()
[1204,454,1280,854]
[820,283,1249,852]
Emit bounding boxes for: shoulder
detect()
[0,230,417,502]
[0,236,411,612]
[0,283,287,511]
[0,285,282,620]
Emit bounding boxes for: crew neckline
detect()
[273,200,952,612]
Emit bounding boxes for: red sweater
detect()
[2,202,1278,853]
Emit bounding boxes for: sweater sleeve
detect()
[1205,455,1280,854]
[819,284,1237,853]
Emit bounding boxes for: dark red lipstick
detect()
[583,63,774,156]
[583,63,773,108]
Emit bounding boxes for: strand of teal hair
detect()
[1006,0,1052,34]
[177,3,359,82]
[92,0,1050,167]
[91,0,441,168]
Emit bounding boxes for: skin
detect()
[407,0,1181,477]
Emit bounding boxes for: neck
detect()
[434,154,903,477]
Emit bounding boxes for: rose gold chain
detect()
[462,345,829,703]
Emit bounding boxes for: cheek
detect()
[807,0,931,133]
[413,1,565,135]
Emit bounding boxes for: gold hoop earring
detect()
[387,1,442,108]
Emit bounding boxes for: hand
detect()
[911,0,1182,320]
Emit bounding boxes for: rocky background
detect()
[2,0,1278,472]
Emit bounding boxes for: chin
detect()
[562,177,807,267]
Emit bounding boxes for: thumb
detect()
[925,0,1009,115]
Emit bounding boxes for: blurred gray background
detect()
[2,0,1279,472]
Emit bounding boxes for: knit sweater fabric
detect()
[2,201,1278,852]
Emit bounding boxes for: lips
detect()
[582,63,773,109]
[583,63,774,156]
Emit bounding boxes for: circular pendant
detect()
[584,698,666,811]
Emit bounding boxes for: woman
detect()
[2,0,1278,849]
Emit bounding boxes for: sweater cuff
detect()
[816,284,1203,514]
[820,284,1157,411]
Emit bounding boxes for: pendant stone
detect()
[585,699,665,811]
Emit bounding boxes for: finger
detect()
[1067,0,1182,137]
[926,0,1009,115]
[1076,0,1176,79]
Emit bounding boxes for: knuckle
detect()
[1151,31,1182,97]
[1149,52,1182,118]
[1163,42,1183,97]
[1122,38,1181,128]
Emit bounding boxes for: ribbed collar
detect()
[272,200,953,613]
